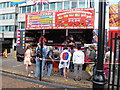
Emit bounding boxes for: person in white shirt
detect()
[73,45,85,81]
[59,46,71,81]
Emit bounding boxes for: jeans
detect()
[74,64,83,79]
[46,63,53,76]
[34,57,45,78]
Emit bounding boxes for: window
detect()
[38,5,42,11]
[10,2,13,7]
[21,6,26,13]
[1,26,5,31]
[0,2,13,8]
[9,14,12,19]
[57,2,62,10]
[79,0,85,8]
[27,6,31,13]
[12,14,15,19]
[9,26,13,31]
[21,22,25,29]
[5,26,9,31]
[0,3,2,8]
[6,14,9,19]
[2,15,5,20]
[32,6,36,12]
[0,26,1,31]
[64,1,70,9]
[3,3,6,8]
[15,14,18,19]
[0,15,1,20]
[6,2,9,7]
[71,1,77,9]
[44,4,49,11]
[50,3,55,10]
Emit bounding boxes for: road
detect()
[1,74,53,88]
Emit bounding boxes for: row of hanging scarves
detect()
[16,30,25,49]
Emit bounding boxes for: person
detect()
[67,35,76,46]
[85,45,96,81]
[69,46,75,72]
[72,45,85,81]
[45,46,54,76]
[24,45,34,76]
[38,36,47,44]
[59,46,71,81]
[53,47,61,75]
[104,47,114,82]
[34,43,47,78]
[104,54,110,80]
[16,45,24,62]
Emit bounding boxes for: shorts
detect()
[60,61,70,69]
[86,65,94,72]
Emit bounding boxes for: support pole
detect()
[39,36,43,81]
[93,0,106,89]
[66,29,68,42]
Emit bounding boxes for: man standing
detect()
[59,46,71,81]
[34,43,47,78]
[46,46,54,76]
[73,45,85,81]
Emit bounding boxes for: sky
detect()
[109,0,120,5]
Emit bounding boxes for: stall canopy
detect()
[26,8,94,30]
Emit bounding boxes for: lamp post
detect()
[93,0,106,89]
[39,36,43,81]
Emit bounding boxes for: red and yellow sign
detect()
[109,4,120,27]
[26,8,94,30]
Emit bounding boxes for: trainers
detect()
[73,78,77,81]
[28,74,31,77]
[31,71,34,74]
[78,79,81,81]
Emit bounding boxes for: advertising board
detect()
[26,8,94,30]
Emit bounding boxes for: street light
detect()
[93,0,106,89]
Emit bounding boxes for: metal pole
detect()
[111,33,117,90]
[93,0,106,89]
[108,32,113,89]
[117,37,120,90]
[39,36,43,81]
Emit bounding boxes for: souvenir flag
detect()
[10,0,26,5]
[33,0,49,5]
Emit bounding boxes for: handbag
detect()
[30,57,34,63]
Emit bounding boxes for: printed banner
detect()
[109,4,120,27]
[26,8,94,30]
[10,0,26,5]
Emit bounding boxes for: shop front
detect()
[25,8,95,47]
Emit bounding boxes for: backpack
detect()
[36,47,41,57]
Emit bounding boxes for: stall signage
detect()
[26,8,94,30]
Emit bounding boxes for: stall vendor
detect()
[67,35,76,46]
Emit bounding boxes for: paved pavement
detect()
[1,52,92,88]
[2,75,52,88]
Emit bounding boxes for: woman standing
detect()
[24,45,34,76]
